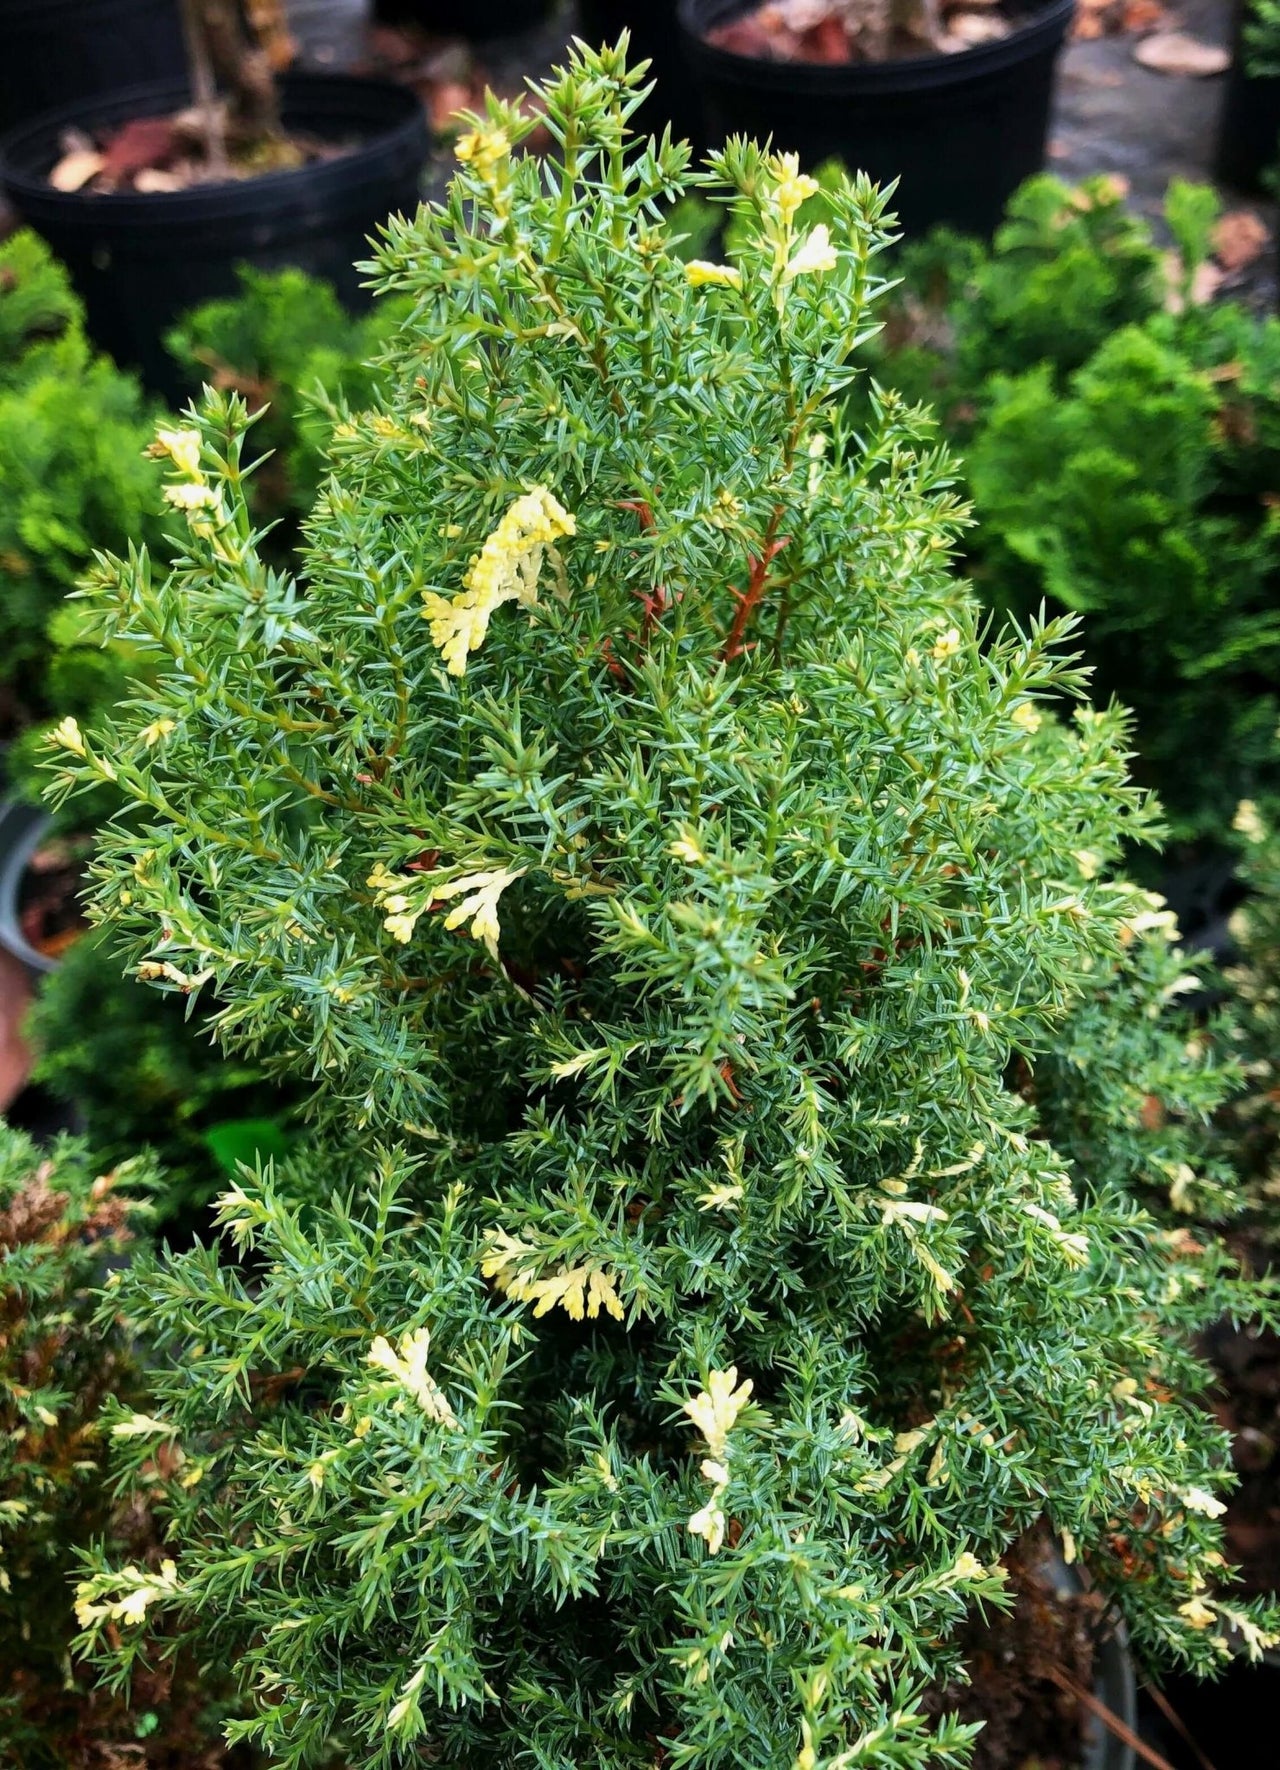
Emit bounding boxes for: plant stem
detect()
[179,0,229,178]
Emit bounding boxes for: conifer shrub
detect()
[958,299,1280,845]
[1222,799,1280,1227]
[864,172,1170,413]
[57,45,1279,1770]
[0,1128,147,1745]
[0,1124,257,1765]
[1246,0,1280,75]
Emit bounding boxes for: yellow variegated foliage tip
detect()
[366,861,526,958]
[1235,798,1267,843]
[50,715,87,756]
[110,1412,173,1438]
[685,260,742,290]
[768,153,818,229]
[783,224,839,282]
[366,1327,458,1428]
[481,1229,625,1322]
[388,1663,429,1731]
[1118,888,1179,947]
[422,486,575,676]
[683,1367,754,1555]
[1180,1485,1228,1518]
[683,1366,753,1462]
[150,426,203,478]
[455,124,511,181]
[432,867,527,958]
[163,482,220,513]
[687,1492,728,1556]
[75,1558,180,1629]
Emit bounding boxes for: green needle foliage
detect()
[167,266,405,527]
[1221,798,1280,1232]
[1245,0,1280,74]
[57,43,1278,1770]
[0,1125,258,1766]
[0,230,164,753]
[702,170,1280,843]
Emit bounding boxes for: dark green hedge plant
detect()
[1221,797,1280,1227]
[55,46,1278,1770]
[0,1125,247,1767]
[875,176,1280,846]
[24,927,294,1233]
[0,237,390,793]
[0,231,164,762]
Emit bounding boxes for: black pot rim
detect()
[0,71,426,224]
[0,799,58,977]
[0,0,165,16]
[677,0,1077,92]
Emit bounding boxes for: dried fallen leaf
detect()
[133,168,183,194]
[49,149,104,192]
[1162,249,1225,311]
[942,11,1012,48]
[1120,0,1167,31]
[428,79,473,132]
[1134,32,1230,76]
[101,115,181,184]
[1213,209,1270,272]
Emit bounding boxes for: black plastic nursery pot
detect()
[1081,1611,1137,1770]
[0,73,430,398]
[1213,0,1280,196]
[371,0,551,35]
[0,800,61,979]
[1044,1548,1137,1770]
[0,0,186,135]
[676,0,1076,240]
[1150,1648,1280,1769]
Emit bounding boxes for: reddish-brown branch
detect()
[722,510,790,662]
[1042,1667,1178,1770]
[634,583,672,648]
[615,497,656,532]
[616,497,675,655]
[601,636,630,685]
[719,1059,745,1104]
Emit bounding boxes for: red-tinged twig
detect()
[635,583,672,648]
[617,497,675,653]
[616,497,656,532]
[719,1059,745,1104]
[723,511,790,662]
[601,636,630,685]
